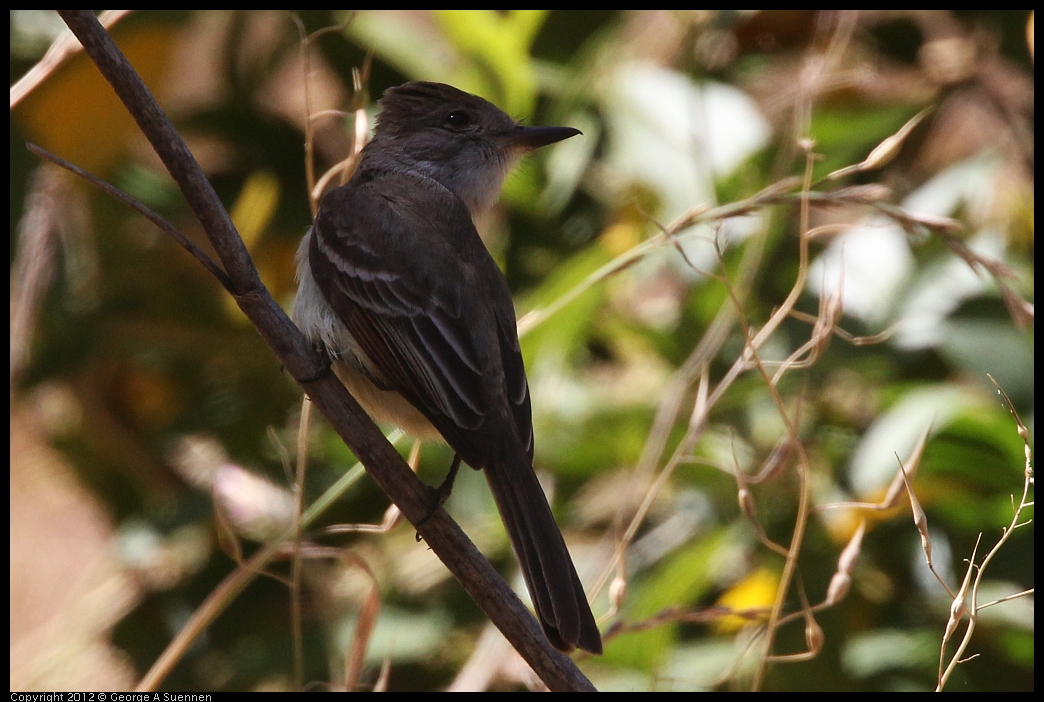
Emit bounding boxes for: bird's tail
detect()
[483,450,602,654]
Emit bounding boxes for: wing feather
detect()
[309,169,529,453]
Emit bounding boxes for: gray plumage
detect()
[293,82,600,654]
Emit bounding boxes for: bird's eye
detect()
[445,110,471,128]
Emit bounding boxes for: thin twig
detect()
[53,10,595,692]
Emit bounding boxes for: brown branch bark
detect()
[54,10,595,693]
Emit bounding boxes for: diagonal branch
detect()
[53,10,594,693]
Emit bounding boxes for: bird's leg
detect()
[295,343,334,384]
[435,453,463,505]
[415,454,462,532]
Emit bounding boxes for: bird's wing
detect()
[308,170,531,461]
[489,273,534,461]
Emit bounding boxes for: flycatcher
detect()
[293,81,602,654]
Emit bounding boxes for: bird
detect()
[292,81,602,654]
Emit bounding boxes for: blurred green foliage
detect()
[10,9,1033,692]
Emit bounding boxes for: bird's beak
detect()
[500,125,582,151]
